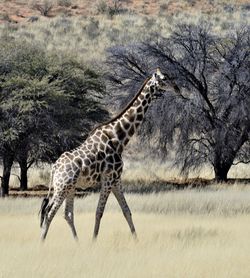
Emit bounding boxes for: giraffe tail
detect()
[39,169,54,228]
[39,197,50,228]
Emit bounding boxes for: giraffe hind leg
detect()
[93,183,112,239]
[41,191,66,241]
[112,185,137,238]
[64,191,78,240]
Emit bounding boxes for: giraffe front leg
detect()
[93,182,111,239]
[64,191,78,241]
[112,182,137,238]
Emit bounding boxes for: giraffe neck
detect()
[102,82,155,153]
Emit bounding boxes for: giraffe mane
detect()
[89,76,151,135]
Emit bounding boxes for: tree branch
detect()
[11,173,21,182]
[233,159,250,165]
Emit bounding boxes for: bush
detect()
[96,0,127,19]
[241,4,250,11]
[32,0,54,16]
[57,0,72,7]
[84,18,100,40]
[96,0,108,14]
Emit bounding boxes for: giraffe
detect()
[40,68,167,241]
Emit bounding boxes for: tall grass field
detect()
[1,187,250,278]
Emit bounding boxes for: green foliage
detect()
[0,37,109,166]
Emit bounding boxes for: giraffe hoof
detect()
[132,232,138,241]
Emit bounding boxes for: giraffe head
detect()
[148,68,167,96]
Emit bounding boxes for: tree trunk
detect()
[213,149,233,182]
[0,154,14,197]
[214,164,231,182]
[19,161,28,191]
[212,127,249,182]
[18,155,29,191]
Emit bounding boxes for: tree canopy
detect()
[0,37,109,196]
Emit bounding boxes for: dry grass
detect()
[1,1,249,64]
[0,0,249,22]
[1,188,250,277]
[6,164,51,188]
[5,154,250,189]
[122,156,250,182]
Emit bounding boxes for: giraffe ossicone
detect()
[40,68,167,241]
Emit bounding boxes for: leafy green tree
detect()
[0,38,108,196]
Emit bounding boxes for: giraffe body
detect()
[52,129,124,191]
[40,69,166,241]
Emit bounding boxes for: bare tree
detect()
[106,23,250,182]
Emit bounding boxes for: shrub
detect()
[186,0,196,6]
[32,0,54,17]
[57,0,72,7]
[241,4,250,11]
[96,0,127,19]
[96,0,108,14]
[84,18,100,39]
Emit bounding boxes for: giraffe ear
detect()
[156,68,165,80]
[156,68,161,75]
